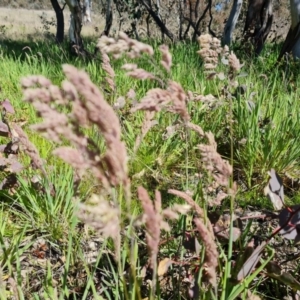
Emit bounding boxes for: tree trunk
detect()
[222,0,243,45]
[50,0,65,44]
[278,0,300,60]
[243,0,273,56]
[65,0,86,56]
[102,0,113,36]
[254,0,273,55]
[244,0,264,34]
[290,0,300,57]
[83,0,92,23]
[139,0,174,41]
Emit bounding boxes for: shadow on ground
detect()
[0,35,101,63]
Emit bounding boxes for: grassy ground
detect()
[1,30,300,299]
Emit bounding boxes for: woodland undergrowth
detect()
[0,33,300,300]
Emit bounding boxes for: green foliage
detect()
[0,35,300,299]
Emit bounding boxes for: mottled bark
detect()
[83,0,92,23]
[65,0,86,56]
[222,0,243,45]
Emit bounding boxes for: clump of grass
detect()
[1,31,300,299]
[3,33,249,299]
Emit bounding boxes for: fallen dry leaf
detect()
[157,258,172,276]
[264,169,284,210]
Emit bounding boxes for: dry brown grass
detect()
[0,8,105,40]
[0,0,52,9]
